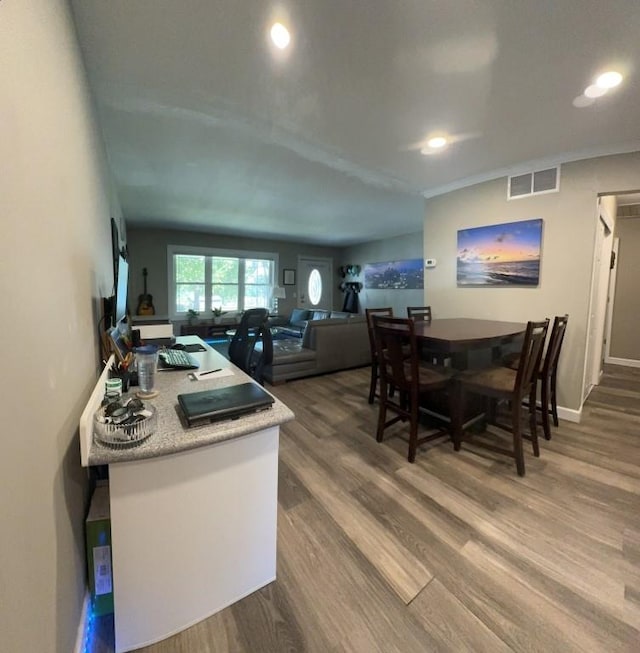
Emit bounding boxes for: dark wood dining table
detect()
[412,318,527,370]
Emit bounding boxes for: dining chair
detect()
[541,315,569,435]
[229,308,270,379]
[365,307,394,404]
[451,319,549,476]
[407,306,432,321]
[504,314,569,440]
[372,315,456,463]
[407,305,448,365]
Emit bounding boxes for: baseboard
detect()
[73,592,91,653]
[606,357,640,368]
[557,405,581,423]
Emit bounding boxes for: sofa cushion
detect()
[310,309,330,321]
[269,339,317,364]
[330,311,350,319]
[290,308,311,325]
[301,317,348,348]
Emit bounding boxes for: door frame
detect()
[296,256,333,311]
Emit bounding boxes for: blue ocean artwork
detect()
[457,219,543,286]
[364,258,424,289]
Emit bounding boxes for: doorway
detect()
[583,200,614,400]
[297,257,333,311]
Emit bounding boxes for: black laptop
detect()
[178,382,274,427]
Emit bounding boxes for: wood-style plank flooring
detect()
[91,364,640,652]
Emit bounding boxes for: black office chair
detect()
[250,323,273,386]
[228,308,270,381]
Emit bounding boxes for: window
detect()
[169,246,277,317]
[308,269,322,305]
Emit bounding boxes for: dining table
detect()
[412,318,527,370]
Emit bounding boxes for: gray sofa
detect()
[270,308,350,337]
[258,314,371,384]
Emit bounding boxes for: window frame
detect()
[167,245,278,319]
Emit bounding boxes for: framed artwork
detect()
[457,218,543,286]
[283,269,296,285]
[364,259,424,289]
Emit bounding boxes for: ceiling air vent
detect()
[508,166,560,200]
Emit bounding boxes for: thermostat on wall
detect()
[425,258,437,268]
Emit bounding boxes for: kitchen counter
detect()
[79,336,294,652]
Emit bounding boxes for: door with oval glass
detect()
[297,257,333,311]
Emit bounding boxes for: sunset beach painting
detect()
[457,218,543,286]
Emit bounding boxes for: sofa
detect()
[257,314,371,384]
[270,308,351,337]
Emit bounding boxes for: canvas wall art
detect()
[457,218,543,286]
[364,259,424,289]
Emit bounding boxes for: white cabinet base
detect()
[109,426,279,652]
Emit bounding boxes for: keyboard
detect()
[158,349,200,370]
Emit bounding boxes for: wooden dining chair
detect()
[541,315,569,435]
[372,315,456,462]
[407,306,432,321]
[365,307,394,404]
[504,314,569,440]
[407,305,448,365]
[451,319,549,476]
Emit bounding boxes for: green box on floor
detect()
[86,482,113,616]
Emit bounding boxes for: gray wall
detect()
[610,216,640,360]
[423,151,640,417]
[126,228,345,318]
[1,1,118,651]
[341,232,424,316]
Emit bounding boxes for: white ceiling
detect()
[70,1,640,246]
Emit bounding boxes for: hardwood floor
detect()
[91,364,640,652]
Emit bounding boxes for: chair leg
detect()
[376,381,387,443]
[451,380,464,451]
[550,372,559,427]
[408,399,419,463]
[528,387,540,458]
[368,361,378,404]
[512,402,526,476]
[540,376,552,440]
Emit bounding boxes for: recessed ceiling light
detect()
[596,71,623,89]
[427,136,448,149]
[270,23,290,49]
[584,84,608,98]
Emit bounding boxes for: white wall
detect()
[0,1,118,651]
[423,151,640,416]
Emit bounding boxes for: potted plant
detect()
[187,309,199,326]
[212,306,224,325]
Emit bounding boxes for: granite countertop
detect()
[86,337,295,466]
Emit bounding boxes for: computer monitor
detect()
[114,254,129,325]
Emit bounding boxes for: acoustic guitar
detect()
[136,268,156,316]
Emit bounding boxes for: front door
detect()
[297,257,333,311]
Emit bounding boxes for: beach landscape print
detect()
[457,218,543,286]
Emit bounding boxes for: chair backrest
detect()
[372,315,418,393]
[250,323,273,385]
[407,306,432,322]
[514,319,550,398]
[228,308,270,374]
[541,314,569,378]
[365,307,393,358]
